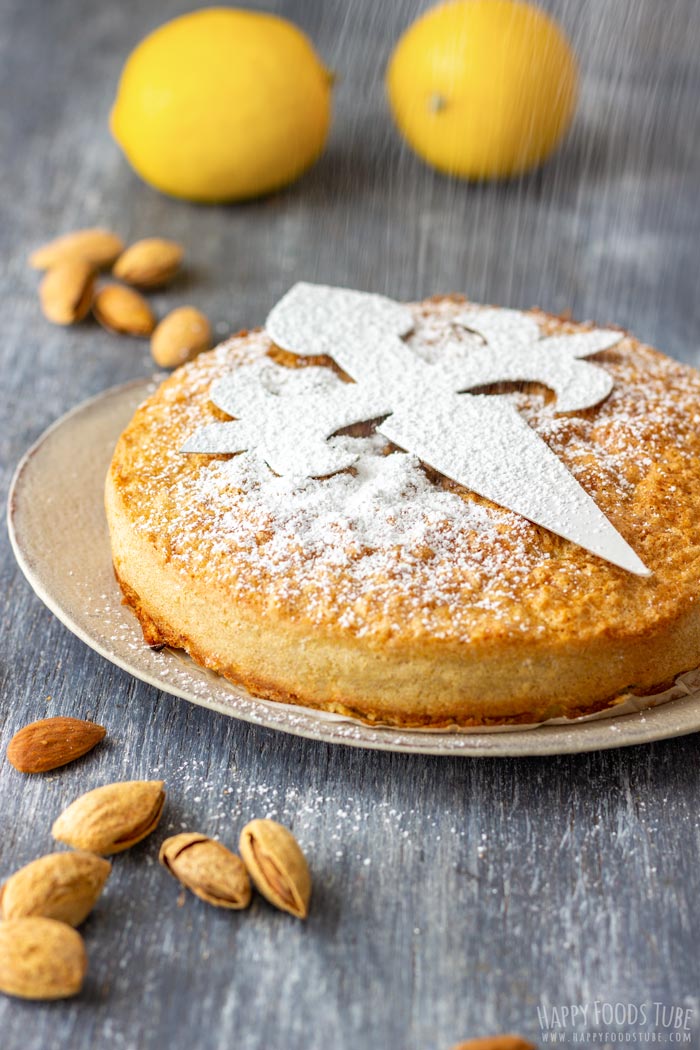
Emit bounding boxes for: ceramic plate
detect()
[8,380,700,756]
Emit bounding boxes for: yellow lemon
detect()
[386,0,578,180]
[110,8,332,202]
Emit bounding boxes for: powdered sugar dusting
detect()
[188,283,645,573]
[120,297,700,644]
[187,435,538,636]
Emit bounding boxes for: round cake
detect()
[105,291,700,727]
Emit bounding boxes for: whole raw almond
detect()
[451,1037,537,1050]
[151,306,212,369]
[0,851,111,926]
[29,228,123,270]
[113,237,184,288]
[239,819,311,919]
[39,260,95,326]
[93,284,155,336]
[7,716,106,773]
[159,833,251,909]
[0,917,87,1000]
[52,780,165,855]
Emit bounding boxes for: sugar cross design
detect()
[181,282,649,575]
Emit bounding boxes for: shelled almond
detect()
[2,686,317,1007]
[7,716,106,773]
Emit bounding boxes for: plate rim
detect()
[7,378,700,758]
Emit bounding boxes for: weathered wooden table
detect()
[1,1,698,1048]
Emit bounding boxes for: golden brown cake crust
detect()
[105,296,700,726]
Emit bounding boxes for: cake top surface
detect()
[109,295,700,648]
[183,282,646,575]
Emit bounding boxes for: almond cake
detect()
[105,292,700,727]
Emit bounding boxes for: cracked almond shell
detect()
[159,832,251,909]
[239,819,311,919]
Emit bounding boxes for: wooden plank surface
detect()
[0,1,698,1048]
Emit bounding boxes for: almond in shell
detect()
[93,284,155,337]
[0,851,111,926]
[159,833,252,909]
[113,237,184,288]
[52,780,165,855]
[151,306,211,368]
[239,819,311,919]
[7,716,106,773]
[0,918,87,1000]
[39,260,95,326]
[29,228,123,270]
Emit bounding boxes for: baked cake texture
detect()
[105,295,700,726]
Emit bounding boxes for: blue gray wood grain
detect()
[0,1,698,1048]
